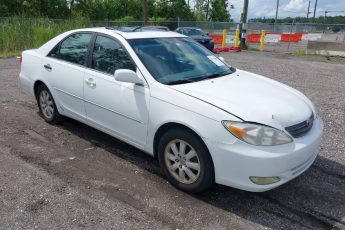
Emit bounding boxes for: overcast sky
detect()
[226,0,345,22]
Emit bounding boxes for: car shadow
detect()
[59,117,345,229]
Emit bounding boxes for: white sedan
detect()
[19,28,323,193]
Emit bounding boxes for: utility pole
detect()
[206,0,210,20]
[323,10,327,33]
[240,0,249,48]
[307,0,311,20]
[274,0,279,32]
[313,0,318,22]
[274,0,279,24]
[324,10,345,24]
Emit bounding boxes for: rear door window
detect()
[49,33,92,66]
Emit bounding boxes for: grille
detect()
[285,113,314,138]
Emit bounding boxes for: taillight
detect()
[20,53,22,64]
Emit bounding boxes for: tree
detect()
[209,0,230,22]
[154,0,193,20]
[193,0,208,20]
[0,3,8,16]
[170,0,193,20]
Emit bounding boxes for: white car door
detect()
[83,35,149,148]
[45,32,93,119]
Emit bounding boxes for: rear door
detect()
[45,32,93,119]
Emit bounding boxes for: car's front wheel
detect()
[36,84,62,124]
[158,128,214,193]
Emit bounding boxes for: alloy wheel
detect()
[164,139,200,184]
[39,90,54,120]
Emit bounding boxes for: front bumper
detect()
[204,117,323,192]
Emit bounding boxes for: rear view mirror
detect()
[114,69,144,85]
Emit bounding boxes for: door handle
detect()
[44,64,52,71]
[85,78,96,87]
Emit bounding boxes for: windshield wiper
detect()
[198,71,231,81]
[165,70,232,85]
[165,79,198,85]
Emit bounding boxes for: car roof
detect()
[177,27,203,30]
[68,27,185,39]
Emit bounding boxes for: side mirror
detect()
[219,56,225,62]
[114,69,144,85]
[206,32,209,36]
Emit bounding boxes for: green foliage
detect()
[119,16,135,25]
[0,51,20,57]
[193,0,211,20]
[0,3,8,16]
[240,42,248,50]
[294,49,306,56]
[1,0,250,22]
[0,17,91,54]
[209,0,230,22]
[249,15,345,24]
[149,17,167,25]
[153,0,193,20]
[35,27,51,46]
[0,0,195,21]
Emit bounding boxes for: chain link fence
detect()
[247,23,345,34]
[1,17,345,53]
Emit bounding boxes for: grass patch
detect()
[247,47,260,51]
[0,51,21,57]
[240,43,249,50]
[0,17,92,54]
[294,49,306,56]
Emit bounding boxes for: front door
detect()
[83,35,149,148]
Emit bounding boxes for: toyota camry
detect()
[19,28,323,193]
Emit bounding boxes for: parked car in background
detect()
[175,27,214,51]
[133,26,170,32]
[19,28,323,193]
[107,26,170,32]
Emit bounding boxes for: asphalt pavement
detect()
[0,52,344,229]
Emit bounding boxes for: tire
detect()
[158,127,214,193]
[36,84,62,124]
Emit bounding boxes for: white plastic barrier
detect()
[302,33,322,41]
[264,34,281,43]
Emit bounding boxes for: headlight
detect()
[222,121,293,146]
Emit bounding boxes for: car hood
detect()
[169,69,313,129]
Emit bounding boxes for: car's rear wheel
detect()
[158,128,214,193]
[36,84,62,124]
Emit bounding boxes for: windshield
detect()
[183,28,205,36]
[128,38,233,85]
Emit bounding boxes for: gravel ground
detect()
[0,52,345,229]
